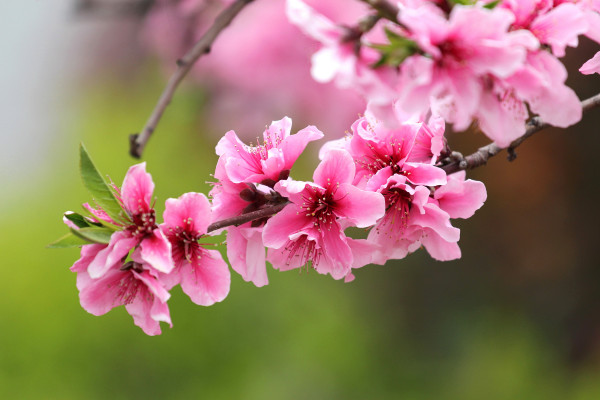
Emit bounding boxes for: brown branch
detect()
[207,202,289,233]
[440,93,600,175]
[129,0,256,158]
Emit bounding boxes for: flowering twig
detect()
[206,201,289,233]
[440,92,600,175]
[129,0,256,158]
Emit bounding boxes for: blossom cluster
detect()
[56,0,599,335]
[58,112,485,335]
[288,0,600,146]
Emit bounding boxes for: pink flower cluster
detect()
[210,114,486,285]
[65,114,486,335]
[69,164,230,335]
[288,0,599,146]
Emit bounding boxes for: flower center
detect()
[301,186,337,229]
[283,235,322,270]
[376,187,412,238]
[129,210,157,239]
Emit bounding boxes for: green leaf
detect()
[70,227,114,245]
[483,0,500,9]
[47,232,90,249]
[370,30,418,68]
[79,144,127,224]
[64,212,102,229]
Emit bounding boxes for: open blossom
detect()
[73,248,172,336]
[85,163,174,279]
[370,172,486,263]
[159,192,230,306]
[263,149,385,280]
[286,0,397,103]
[211,116,318,287]
[502,0,588,57]
[215,116,323,185]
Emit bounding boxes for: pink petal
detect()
[409,203,460,243]
[79,267,132,316]
[364,167,393,192]
[434,172,487,219]
[216,130,262,183]
[313,149,355,188]
[139,229,174,274]
[403,163,447,186]
[314,223,352,280]
[419,229,462,261]
[580,51,600,75]
[87,230,137,279]
[179,249,231,306]
[262,204,313,249]
[163,192,212,235]
[227,227,268,287]
[121,163,154,214]
[281,125,324,170]
[334,183,385,228]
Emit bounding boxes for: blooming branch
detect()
[129,0,256,158]
[206,201,289,233]
[440,92,600,174]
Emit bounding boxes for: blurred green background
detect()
[1,2,600,399]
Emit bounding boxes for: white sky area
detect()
[0,0,120,187]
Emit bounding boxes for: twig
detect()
[440,93,600,175]
[129,0,256,158]
[207,202,289,233]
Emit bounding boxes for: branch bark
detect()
[129,0,255,158]
[207,201,289,233]
[440,93,600,175]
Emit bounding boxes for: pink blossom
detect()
[85,163,174,279]
[345,114,447,190]
[263,149,385,280]
[396,4,540,139]
[160,192,230,306]
[286,0,397,103]
[502,0,588,57]
[580,51,600,75]
[369,172,486,263]
[215,117,323,185]
[76,250,172,336]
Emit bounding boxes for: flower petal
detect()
[163,192,212,235]
[179,249,231,306]
[140,229,174,274]
[121,163,154,214]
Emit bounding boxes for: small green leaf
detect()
[47,232,90,249]
[483,0,500,9]
[370,30,418,68]
[70,227,114,245]
[79,144,127,224]
[64,212,102,229]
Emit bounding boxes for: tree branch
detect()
[440,93,600,175]
[207,202,289,233]
[129,0,256,158]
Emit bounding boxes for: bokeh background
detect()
[1,1,600,399]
